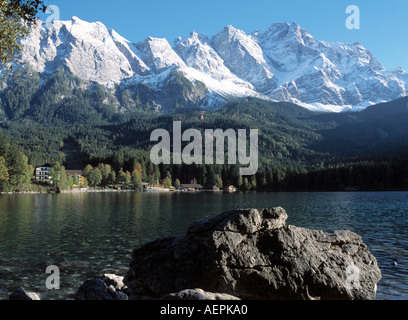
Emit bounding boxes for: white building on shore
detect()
[35,164,52,183]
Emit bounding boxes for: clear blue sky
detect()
[38,0,408,71]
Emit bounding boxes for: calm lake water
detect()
[0,191,407,300]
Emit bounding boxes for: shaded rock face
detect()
[125,208,381,300]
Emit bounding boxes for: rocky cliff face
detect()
[10,17,408,112]
[125,207,381,300]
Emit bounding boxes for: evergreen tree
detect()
[215,174,223,188]
[0,156,9,190]
[154,166,161,185]
[108,170,116,184]
[0,130,9,156]
[58,167,67,189]
[66,175,74,189]
[147,174,155,186]
[7,150,32,186]
[205,165,216,187]
[117,168,126,183]
[164,176,172,188]
[131,169,142,189]
[83,164,93,182]
[230,165,242,188]
[98,163,112,185]
[250,176,257,191]
[125,171,131,185]
[0,156,9,181]
[49,162,61,186]
[242,177,250,192]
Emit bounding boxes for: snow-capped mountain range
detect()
[13,16,408,112]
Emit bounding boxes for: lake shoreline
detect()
[0,188,139,195]
[2,188,408,195]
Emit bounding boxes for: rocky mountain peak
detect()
[134,36,186,72]
[10,17,408,112]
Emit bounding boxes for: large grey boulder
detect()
[125,207,381,300]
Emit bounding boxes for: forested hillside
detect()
[1,69,408,191]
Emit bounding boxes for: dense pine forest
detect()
[1,68,408,192]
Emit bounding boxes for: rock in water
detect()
[101,274,127,291]
[163,289,241,300]
[75,279,128,300]
[125,208,381,300]
[9,287,40,300]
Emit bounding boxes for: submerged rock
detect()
[125,207,381,300]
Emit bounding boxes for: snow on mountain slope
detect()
[134,36,186,73]
[174,32,230,77]
[18,17,135,84]
[253,22,408,111]
[109,29,150,76]
[173,32,263,101]
[211,26,277,92]
[12,17,408,112]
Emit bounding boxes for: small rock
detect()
[9,287,40,301]
[101,274,127,291]
[162,289,241,300]
[108,285,116,294]
[75,279,128,300]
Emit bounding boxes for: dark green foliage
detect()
[0,129,33,191]
[2,67,408,191]
[0,0,47,70]
[0,67,40,119]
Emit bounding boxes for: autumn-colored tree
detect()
[133,163,143,180]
